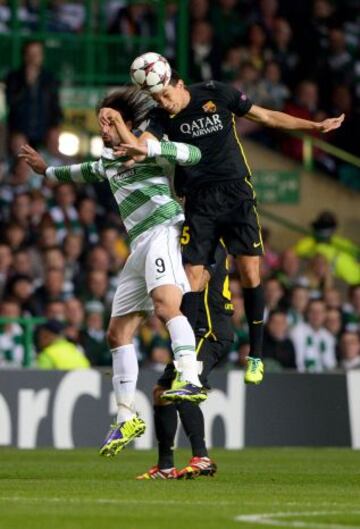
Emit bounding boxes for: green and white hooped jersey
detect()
[45,139,201,246]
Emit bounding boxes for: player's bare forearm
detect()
[18,144,47,175]
[245,105,345,133]
[112,115,137,144]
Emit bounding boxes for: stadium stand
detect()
[0,0,359,373]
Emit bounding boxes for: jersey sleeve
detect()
[213,81,252,117]
[145,108,169,140]
[45,160,106,184]
[146,139,201,166]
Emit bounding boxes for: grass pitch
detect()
[0,448,360,529]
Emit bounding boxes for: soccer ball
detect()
[130,52,172,94]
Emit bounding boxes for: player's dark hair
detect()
[169,70,182,86]
[97,85,155,128]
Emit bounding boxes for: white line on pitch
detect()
[235,511,360,529]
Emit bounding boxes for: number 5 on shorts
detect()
[181,225,190,246]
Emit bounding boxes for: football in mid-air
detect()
[130,52,171,94]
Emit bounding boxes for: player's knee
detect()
[238,261,260,288]
[106,326,130,348]
[153,299,178,323]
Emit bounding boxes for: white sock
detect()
[166,315,201,386]
[112,344,139,423]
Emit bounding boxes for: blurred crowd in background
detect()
[1,0,359,180]
[0,0,359,372]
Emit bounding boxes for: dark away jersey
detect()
[147,81,253,196]
[195,243,234,342]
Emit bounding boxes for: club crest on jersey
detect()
[202,100,217,113]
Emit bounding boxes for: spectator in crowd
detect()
[321,27,354,89]
[295,211,360,285]
[0,159,34,222]
[339,332,360,370]
[330,85,360,187]
[44,300,66,322]
[287,285,310,328]
[64,297,85,343]
[5,40,63,156]
[86,245,111,274]
[80,269,111,313]
[263,309,296,369]
[221,46,244,82]
[144,341,172,371]
[302,254,334,295]
[36,319,89,369]
[9,193,32,232]
[108,1,154,55]
[237,23,273,73]
[210,0,247,50]
[257,60,290,111]
[138,315,170,361]
[252,0,279,37]
[30,190,47,229]
[0,298,25,367]
[31,267,71,315]
[77,197,99,246]
[80,301,111,366]
[325,307,343,358]
[264,277,285,318]
[3,222,28,252]
[49,183,80,243]
[0,243,12,297]
[190,0,210,26]
[99,225,128,274]
[189,20,222,82]
[11,248,34,278]
[343,285,360,333]
[324,287,343,310]
[300,0,338,75]
[290,299,336,372]
[63,232,83,285]
[36,221,58,252]
[275,248,301,289]
[281,80,325,162]
[5,274,34,314]
[260,227,280,276]
[163,2,178,62]
[47,1,86,33]
[43,247,66,274]
[270,17,299,86]
[229,281,248,358]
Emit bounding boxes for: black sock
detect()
[180,292,202,330]
[154,404,178,469]
[177,401,208,458]
[243,284,265,358]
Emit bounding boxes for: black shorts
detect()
[182,180,264,265]
[157,338,233,390]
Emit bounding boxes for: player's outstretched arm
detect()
[245,105,345,133]
[19,144,104,184]
[115,139,201,167]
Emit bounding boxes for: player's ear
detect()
[125,120,133,130]
[177,80,185,90]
